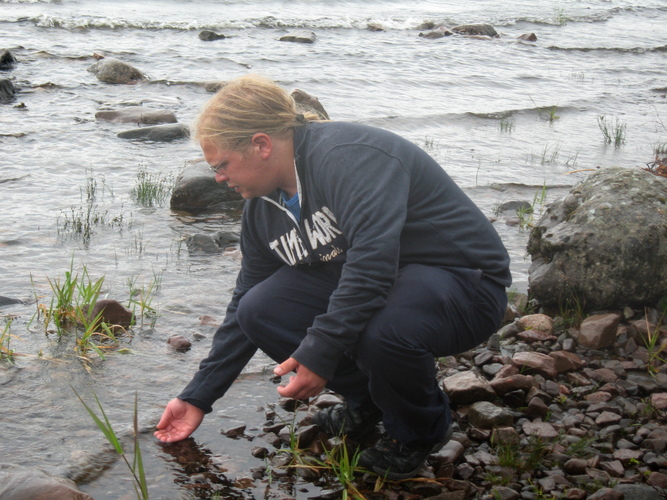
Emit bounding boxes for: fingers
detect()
[274,357,299,376]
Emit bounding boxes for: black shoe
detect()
[312,402,382,441]
[358,427,453,480]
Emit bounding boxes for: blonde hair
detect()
[194,74,318,151]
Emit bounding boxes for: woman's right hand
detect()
[154,398,205,443]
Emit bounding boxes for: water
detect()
[1,0,666,497]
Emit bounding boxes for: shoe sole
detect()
[371,426,454,481]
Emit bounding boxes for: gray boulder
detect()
[87,57,145,84]
[199,30,226,41]
[527,167,667,310]
[291,89,330,120]
[95,106,177,125]
[170,162,244,211]
[117,123,190,141]
[0,78,15,104]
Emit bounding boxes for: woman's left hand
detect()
[274,357,327,399]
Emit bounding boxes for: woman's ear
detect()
[250,133,272,159]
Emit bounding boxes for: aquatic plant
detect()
[0,318,15,364]
[499,118,515,134]
[597,115,626,147]
[130,166,174,208]
[127,272,161,328]
[517,183,548,229]
[73,388,148,500]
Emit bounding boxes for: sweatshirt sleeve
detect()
[178,210,282,413]
[291,145,410,380]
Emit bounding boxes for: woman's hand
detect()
[154,398,205,443]
[274,357,327,399]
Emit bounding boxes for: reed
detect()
[0,318,15,365]
[131,166,174,208]
[73,388,149,499]
[597,115,626,147]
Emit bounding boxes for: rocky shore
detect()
[240,297,667,500]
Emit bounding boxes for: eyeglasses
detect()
[208,139,244,174]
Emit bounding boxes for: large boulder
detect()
[291,89,330,120]
[170,162,244,212]
[87,57,145,84]
[527,167,667,310]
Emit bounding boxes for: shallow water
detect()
[1,0,666,497]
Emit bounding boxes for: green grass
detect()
[517,183,548,229]
[499,118,515,134]
[73,388,149,499]
[0,318,15,365]
[597,115,626,147]
[130,166,174,208]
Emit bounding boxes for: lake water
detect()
[1,0,666,498]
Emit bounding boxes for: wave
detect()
[548,44,667,54]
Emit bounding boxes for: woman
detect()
[155,74,511,480]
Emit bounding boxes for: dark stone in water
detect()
[167,334,192,351]
[0,79,16,104]
[199,30,226,41]
[0,295,23,307]
[89,299,133,329]
[0,49,17,70]
[117,123,190,142]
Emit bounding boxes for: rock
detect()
[518,33,538,42]
[0,467,94,500]
[279,31,317,44]
[0,78,16,104]
[577,313,621,349]
[221,422,246,438]
[167,335,191,351]
[518,313,554,334]
[451,24,499,37]
[490,373,535,395]
[467,401,514,429]
[366,23,385,32]
[0,295,23,307]
[88,299,133,329]
[419,27,453,39]
[185,231,239,254]
[511,351,558,378]
[291,89,330,120]
[0,49,17,70]
[170,161,244,211]
[527,167,667,310]
[87,57,146,84]
[199,30,226,41]
[614,483,666,500]
[95,106,177,125]
[650,392,667,409]
[521,421,559,439]
[586,487,623,500]
[441,370,496,405]
[117,123,190,142]
[549,350,586,373]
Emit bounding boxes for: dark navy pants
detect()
[236,263,507,446]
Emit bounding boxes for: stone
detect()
[95,106,177,125]
[0,78,16,104]
[0,49,17,70]
[527,167,667,310]
[586,487,623,500]
[578,313,621,349]
[0,295,23,306]
[511,351,558,378]
[650,392,667,409]
[279,31,317,43]
[521,421,559,439]
[117,123,190,142]
[0,467,93,500]
[595,411,622,426]
[185,231,239,254]
[221,422,246,438]
[88,299,133,329]
[167,335,191,351]
[549,350,586,373]
[441,370,496,405]
[518,33,538,42]
[291,89,330,120]
[518,313,554,334]
[170,161,244,211]
[199,30,226,41]
[87,57,146,84]
[467,401,514,429]
[451,24,499,37]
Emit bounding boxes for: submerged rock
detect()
[0,79,16,104]
[199,30,226,41]
[451,24,499,38]
[279,31,317,44]
[0,467,93,500]
[170,161,244,211]
[87,57,146,84]
[95,106,177,125]
[0,49,17,70]
[117,123,190,141]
